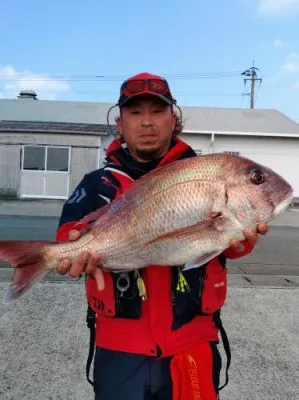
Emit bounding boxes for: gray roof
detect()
[0,98,299,137]
[181,107,299,136]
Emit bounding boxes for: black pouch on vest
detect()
[112,270,142,319]
[171,254,227,331]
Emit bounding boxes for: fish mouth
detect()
[273,192,294,217]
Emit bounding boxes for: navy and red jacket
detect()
[56,136,253,358]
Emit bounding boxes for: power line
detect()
[0,88,242,97]
[0,70,244,82]
[0,88,243,99]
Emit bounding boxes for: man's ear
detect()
[171,112,177,132]
[115,116,123,136]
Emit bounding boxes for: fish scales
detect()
[0,153,293,302]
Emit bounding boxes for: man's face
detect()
[116,95,176,162]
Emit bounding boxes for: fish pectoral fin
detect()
[182,250,223,271]
[147,212,228,246]
[76,203,112,226]
[208,211,222,219]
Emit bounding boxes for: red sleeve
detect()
[56,221,88,242]
[223,239,254,259]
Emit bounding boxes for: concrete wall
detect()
[99,135,114,167]
[213,135,299,197]
[1,131,298,199]
[0,145,20,197]
[0,132,104,199]
[181,133,299,197]
[0,132,100,148]
[180,133,212,154]
[69,146,100,193]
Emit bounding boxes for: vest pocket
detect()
[87,272,116,317]
[112,271,142,319]
[86,271,142,319]
[200,259,227,315]
[171,256,227,330]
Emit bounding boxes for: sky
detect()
[1,0,299,121]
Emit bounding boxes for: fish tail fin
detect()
[0,241,52,304]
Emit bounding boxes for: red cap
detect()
[118,72,175,107]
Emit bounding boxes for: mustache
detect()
[137,128,158,136]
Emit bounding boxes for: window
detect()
[47,147,69,171]
[23,146,70,172]
[23,146,46,170]
[21,145,70,199]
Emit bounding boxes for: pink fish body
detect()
[0,153,293,303]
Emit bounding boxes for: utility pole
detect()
[241,62,262,109]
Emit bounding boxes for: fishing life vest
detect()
[56,136,252,391]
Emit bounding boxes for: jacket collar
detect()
[105,136,196,176]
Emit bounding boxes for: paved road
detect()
[0,215,298,273]
[0,216,59,241]
[228,225,299,276]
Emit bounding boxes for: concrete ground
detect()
[0,200,298,399]
[0,281,298,400]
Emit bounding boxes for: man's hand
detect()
[56,229,105,291]
[229,222,269,252]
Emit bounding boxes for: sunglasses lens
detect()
[125,80,145,93]
[149,79,168,93]
[119,78,173,106]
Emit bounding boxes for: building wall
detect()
[1,131,298,199]
[213,135,299,197]
[69,146,100,193]
[99,135,114,167]
[0,132,101,147]
[180,133,212,154]
[181,133,299,197]
[0,145,20,197]
[0,132,103,199]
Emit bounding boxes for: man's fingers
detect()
[94,268,105,292]
[85,255,102,275]
[243,228,259,246]
[229,239,245,252]
[257,222,269,235]
[57,259,71,275]
[69,251,91,277]
[69,229,81,241]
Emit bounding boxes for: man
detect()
[56,72,268,400]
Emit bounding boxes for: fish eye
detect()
[250,168,265,185]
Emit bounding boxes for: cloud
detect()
[273,39,285,47]
[258,0,299,16]
[281,52,299,74]
[0,65,70,100]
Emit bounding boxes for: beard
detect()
[135,147,163,161]
[136,149,161,161]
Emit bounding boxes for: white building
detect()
[180,107,299,202]
[0,90,298,201]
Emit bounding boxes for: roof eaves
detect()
[0,128,109,136]
[183,129,299,138]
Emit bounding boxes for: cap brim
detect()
[119,91,173,107]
